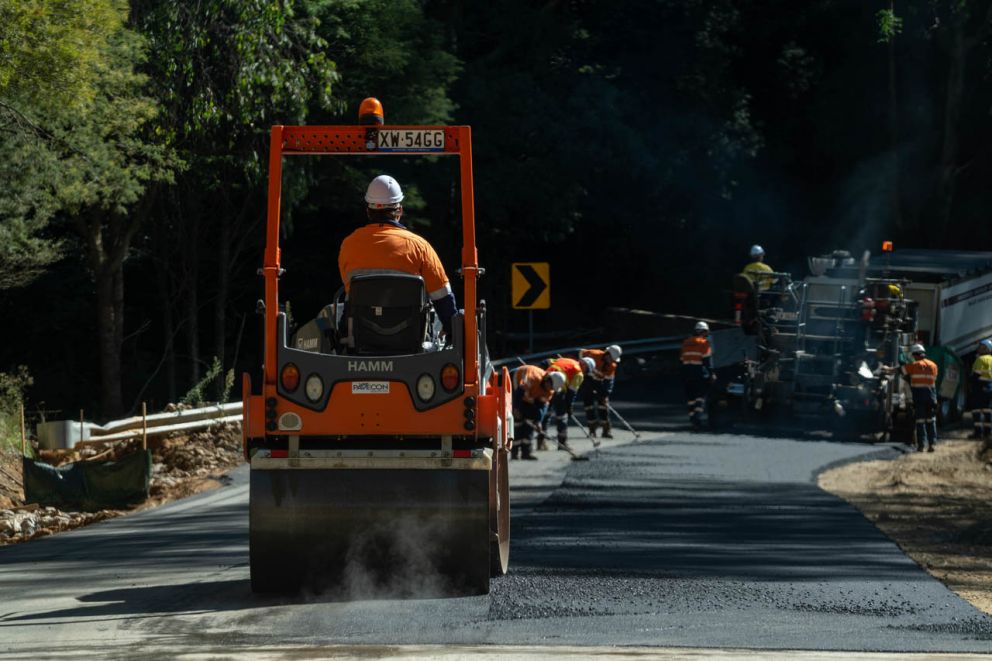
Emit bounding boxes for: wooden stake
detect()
[141,402,148,451]
[19,402,26,457]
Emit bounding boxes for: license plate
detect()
[352,381,390,394]
[726,383,745,395]
[376,129,445,152]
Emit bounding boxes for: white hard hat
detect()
[580,357,596,374]
[545,371,567,392]
[365,175,404,208]
[606,345,622,362]
[981,339,992,353]
[910,343,926,355]
[750,244,765,258]
[695,321,710,332]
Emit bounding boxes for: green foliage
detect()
[313,0,459,124]
[0,0,125,113]
[0,367,31,454]
[876,8,903,43]
[0,1,176,288]
[134,0,338,178]
[180,357,223,407]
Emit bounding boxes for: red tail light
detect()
[441,364,460,391]
[281,363,300,391]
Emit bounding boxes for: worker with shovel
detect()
[543,356,595,452]
[579,345,622,438]
[512,365,565,460]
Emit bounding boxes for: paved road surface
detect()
[1,388,991,658]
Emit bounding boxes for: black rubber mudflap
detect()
[249,468,490,597]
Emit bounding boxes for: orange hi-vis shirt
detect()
[514,365,554,404]
[903,357,938,389]
[338,223,452,300]
[580,349,617,379]
[548,357,585,391]
[680,336,712,365]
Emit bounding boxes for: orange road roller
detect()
[242,100,512,595]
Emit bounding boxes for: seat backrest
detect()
[346,273,429,354]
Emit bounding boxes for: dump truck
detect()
[731,250,918,437]
[241,100,512,594]
[863,249,992,420]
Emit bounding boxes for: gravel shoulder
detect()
[819,434,992,615]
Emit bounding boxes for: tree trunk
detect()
[95,266,124,417]
[214,216,231,400]
[186,211,200,382]
[886,0,903,230]
[935,17,966,242]
[155,263,177,402]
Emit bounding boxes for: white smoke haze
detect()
[298,512,473,602]
[341,514,455,599]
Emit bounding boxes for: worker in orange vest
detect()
[338,175,457,340]
[680,321,715,428]
[901,344,939,452]
[512,365,565,460]
[579,345,622,438]
[543,356,595,451]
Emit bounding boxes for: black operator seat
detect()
[345,273,430,355]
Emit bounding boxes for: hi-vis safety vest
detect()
[580,348,618,380]
[548,357,584,391]
[338,223,451,300]
[515,364,553,404]
[973,354,992,382]
[680,336,712,366]
[903,358,938,389]
[743,261,774,290]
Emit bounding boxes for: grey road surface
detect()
[1,391,991,658]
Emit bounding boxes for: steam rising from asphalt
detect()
[308,514,461,600]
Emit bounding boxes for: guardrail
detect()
[491,335,684,369]
[48,335,690,448]
[37,402,244,449]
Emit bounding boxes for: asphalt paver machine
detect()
[241,100,512,594]
[733,250,918,437]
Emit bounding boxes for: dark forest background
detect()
[1,0,991,420]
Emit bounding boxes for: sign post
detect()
[512,262,550,353]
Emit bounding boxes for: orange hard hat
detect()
[359,97,384,125]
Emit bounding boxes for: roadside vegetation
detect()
[0,368,30,455]
[2,0,991,424]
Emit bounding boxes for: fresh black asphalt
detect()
[1,387,991,656]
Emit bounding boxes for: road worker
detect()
[970,339,992,439]
[338,175,457,340]
[543,356,595,450]
[512,365,565,460]
[680,321,715,428]
[742,244,775,291]
[902,344,939,452]
[579,345,622,437]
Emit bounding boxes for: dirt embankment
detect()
[819,435,992,615]
[0,422,244,545]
